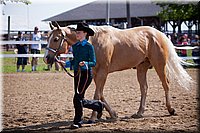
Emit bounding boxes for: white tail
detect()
[163,33,194,90]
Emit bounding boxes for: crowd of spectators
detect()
[170,33,199,46]
[168,33,200,64]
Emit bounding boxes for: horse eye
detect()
[54,37,59,42]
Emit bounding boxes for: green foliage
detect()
[156,2,199,21]
[0,0,31,5]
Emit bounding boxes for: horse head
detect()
[43,22,77,65]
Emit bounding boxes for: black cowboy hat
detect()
[76,22,94,36]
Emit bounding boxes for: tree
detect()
[156,1,199,34]
[0,0,31,5]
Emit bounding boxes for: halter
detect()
[46,29,89,94]
[46,30,67,56]
[46,30,79,77]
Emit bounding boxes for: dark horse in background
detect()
[43,22,193,122]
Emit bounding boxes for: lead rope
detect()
[55,56,89,95]
[77,63,88,94]
[55,56,80,78]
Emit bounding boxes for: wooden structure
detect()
[43,0,163,30]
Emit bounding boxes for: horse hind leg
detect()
[132,59,151,118]
[148,32,175,116]
[151,60,175,115]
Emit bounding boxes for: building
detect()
[43,0,163,30]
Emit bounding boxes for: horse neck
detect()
[67,35,77,46]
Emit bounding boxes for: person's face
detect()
[18,33,22,37]
[34,28,38,34]
[76,30,87,41]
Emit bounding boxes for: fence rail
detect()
[174,46,199,50]
[0,54,199,60]
[0,41,199,62]
[0,54,73,58]
[0,40,47,45]
[1,40,199,48]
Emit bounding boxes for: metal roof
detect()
[43,0,162,22]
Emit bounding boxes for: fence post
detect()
[7,16,11,51]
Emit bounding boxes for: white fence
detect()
[0,40,73,58]
[0,40,47,45]
[0,54,73,58]
[0,41,199,61]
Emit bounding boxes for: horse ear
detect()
[49,22,54,30]
[64,27,72,34]
[54,21,60,29]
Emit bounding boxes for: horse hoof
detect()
[169,108,175,115]
[131,113,143,119]
[113,111,118,118]
[110,115,118,119]
[110,111,118,119]
[106,116,118,122]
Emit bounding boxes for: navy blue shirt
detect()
[71,39,96,71]
[16,37,28,54]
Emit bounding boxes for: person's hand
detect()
[79,61,85,66]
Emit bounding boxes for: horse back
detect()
[90,26,158,73]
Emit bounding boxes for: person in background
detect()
[191,35,200,64]
[177,35,188,57]
[30,26,41,71]
[16,31,29,72]
[183,33,191,44]
[171,33,178,44]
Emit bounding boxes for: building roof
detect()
[43,0,162,22]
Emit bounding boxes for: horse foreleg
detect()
[90,70,117,121]
[133,60,150,118]
[100,95,117,119]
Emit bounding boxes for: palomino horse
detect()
[43,22,193,121]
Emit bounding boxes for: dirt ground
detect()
[2,69,199,133]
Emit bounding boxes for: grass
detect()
[0,48,197,73]
[1,49,67,73]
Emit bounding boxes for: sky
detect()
[0,0,96,31]
[0,0,197,32]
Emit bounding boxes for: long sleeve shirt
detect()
[71,39,96,71]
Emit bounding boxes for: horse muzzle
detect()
[43,54,55,65]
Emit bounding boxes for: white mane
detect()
[92,25,122,33]
[67,25,121,33]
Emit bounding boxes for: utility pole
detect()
[27,4,29,29]
[8,16,10,40]
[7,16,11,51]
[126,0,132,28]
[106,0,110,25]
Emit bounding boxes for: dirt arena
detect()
[2,68,199,132]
